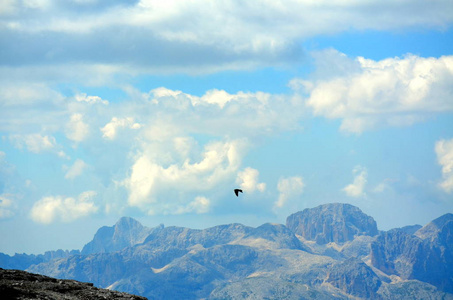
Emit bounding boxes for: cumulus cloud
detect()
[101,117,142,140]
[9,133,57,153]
[275,176,304,209]
[435,138,453,193]
[343,166,367,197]
[146,87,304,138]
[299,51,453,133]
[64,159,89,179]
[123,139,246,213]
[236,167,266,193]
[30,191,98,224]
[65,113,89,142]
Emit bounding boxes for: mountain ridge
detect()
[1,202,452,299]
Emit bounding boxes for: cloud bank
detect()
[30,191,98,224]
[1,0,452,74]
[297,51,453,133]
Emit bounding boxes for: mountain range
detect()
[1,203,452,299]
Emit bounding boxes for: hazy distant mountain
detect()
[2,203,452,299]
[0,249,80,271]
[81,217,156,255]
[286,203,379,244]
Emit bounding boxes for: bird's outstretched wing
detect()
[234,189,243,197]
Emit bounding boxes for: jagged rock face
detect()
[371,214,453,293]
[326,258,381,299]
[371,229,423,278]
[286,203,378,244]
[0,268,146,300]
[81,217,155,255]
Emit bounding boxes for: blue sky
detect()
[1,0,453,255]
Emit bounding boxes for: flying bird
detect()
[234,189,243,197]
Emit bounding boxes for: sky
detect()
[0,0,452,255]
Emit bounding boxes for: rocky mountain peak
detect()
[286,203,378,244]
[115,217,143,231]
[415,213,453,241]
[81,217,153,255]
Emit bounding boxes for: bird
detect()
[234,189,243,197]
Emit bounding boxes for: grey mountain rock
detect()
[415,213,453,242]
[237,223,309,250]
[394,224,422,235]
[286,203,379,244]
[2,203,452,299]
[371,213,453,293]
[0,268,146,300]
[325,258,381,299]
[377,280,453,300]
[210,276,348,300]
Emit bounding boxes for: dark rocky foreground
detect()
[0,268,147,300]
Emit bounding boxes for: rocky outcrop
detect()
[415,213,453,242]
[326,258,381,299]
[0,268,146,300]
[81,217,155,255]
[371,213,453,293]
[286,203,378,244]
[370,229,422,278]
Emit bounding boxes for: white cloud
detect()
[65,113,89,142]
[64,159,88,179]
[275,176,304,209]
[145,87,304,138]
[75,93,109,105]
[123,139,246,212]
[101,117,142,140]
[30,191,98,224]
[300,51,453,133]
[0,194,15,219]
[343,166,367,197]
[435,138,453,193]
[236,167,266,193]
[9,133,57,153]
